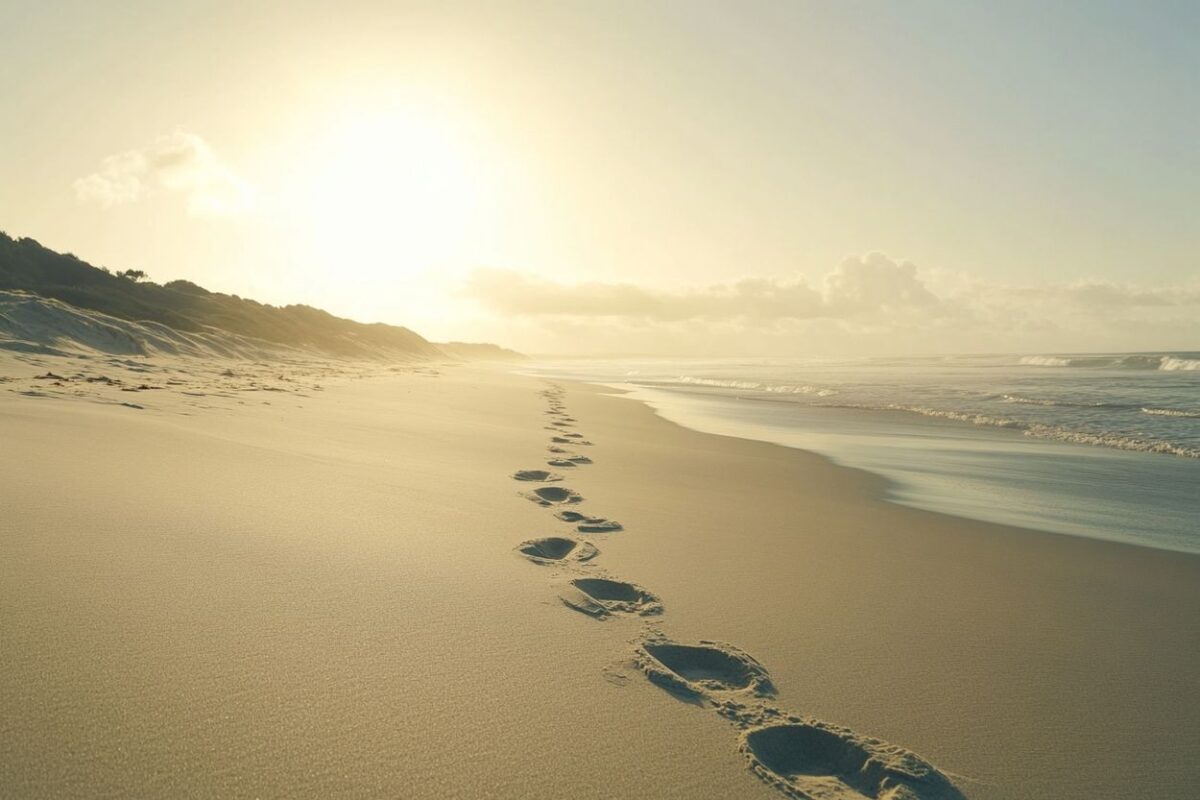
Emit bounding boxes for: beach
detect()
[3,360,1198,799]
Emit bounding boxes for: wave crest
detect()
[1019,353,1200,371]
[1141,407,1200,418]
[677,376,837,396]
[818,402,1200,459]
[1160,357,1200,371]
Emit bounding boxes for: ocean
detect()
[525,353,1200,554]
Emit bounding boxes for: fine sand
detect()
[2,357,1198,799]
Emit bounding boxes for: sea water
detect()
[525,354,1200,554]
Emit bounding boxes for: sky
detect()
[2,0,1198,355]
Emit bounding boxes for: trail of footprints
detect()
[512,383,967,800]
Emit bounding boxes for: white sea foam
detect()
[1001,394,1067,406]
[1141,407,1200,418]
[678,377,764,390]
[1160,357,1200,371]
[1019,355,1072,367]
[677,376,836,396]
[1023,425,1200,458]
[816,402,1200,458]
[1019,353,1199,370]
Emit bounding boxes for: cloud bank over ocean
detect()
[463,253,1200,355]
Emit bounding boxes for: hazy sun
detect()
[300,105,496,277]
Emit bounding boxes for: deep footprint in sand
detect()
[560,577,662,618]
[556,510,623,532]
[740,720,965,800]
[551,436,593,446]
[547,455,593,468]
[636,638,774,700]
[524,486,582,506]
[516,536,599,565]
[512,469,563,482]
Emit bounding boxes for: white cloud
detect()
[74,130,254,216]
[823,252,940,314]
[461,255,1200,355]
[464,252,937,324]
[463,269,824,322]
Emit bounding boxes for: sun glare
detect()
[300,106,496,277]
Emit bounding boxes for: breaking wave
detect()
[1142,407,1200,419]
[676,376,837,396]
[1160,357,1200,371]
[998,394,1132,409]
[1018,355,1072,367]
[1019,353,1200,371]
[821,403,1200,459]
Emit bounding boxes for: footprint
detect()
[577,520,623,533]
[556,510,623,532]
[560,577,662,619]
[740,720,965,800]
[551,436,593,446]
[559,431,584,438]
[512,469,563,482]
[524,486,583,506]
[516,536,599,565]
[636,638,774,700]
[547,455,594,468]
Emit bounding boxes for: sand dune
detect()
[0,290,298,360]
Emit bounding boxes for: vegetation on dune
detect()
[0,231,444,359]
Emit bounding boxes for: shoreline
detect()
[586,378,1200,561]
[3,360,1198,798]
[566,378,1200,556]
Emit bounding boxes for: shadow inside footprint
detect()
[525,486,582,506]
[548,455,592,468]
[639,640,774,699]
[556,510,622,532]
[578,520,622,533]
[512,469,563,482]
[517,536,599,565]
[561,577,662,618]
[743,722,965,800]
[552,436,593,445]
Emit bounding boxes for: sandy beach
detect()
[2,358,1197,799]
